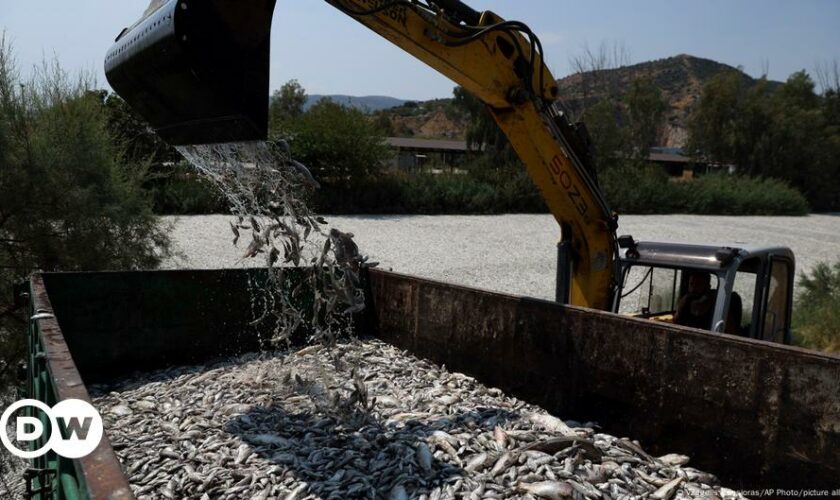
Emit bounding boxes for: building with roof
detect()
[646,147,733,179]
[384,137,479,171]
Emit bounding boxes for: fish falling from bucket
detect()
[104,0,373,345]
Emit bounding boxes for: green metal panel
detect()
[25,290,88,499]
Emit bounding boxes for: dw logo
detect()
[0,399,103,459]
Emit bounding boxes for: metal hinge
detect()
[23,467,55,499]
[13,281,29,308]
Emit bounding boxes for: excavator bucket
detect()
[105,0,277,145]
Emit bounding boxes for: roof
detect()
[647,152,693,163]
[385,137,476,152]
[620,240,795,271]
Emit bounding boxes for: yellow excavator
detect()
[105,0,795,344]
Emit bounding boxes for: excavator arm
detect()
[105,0,619,310]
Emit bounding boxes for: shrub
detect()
[146,163,227,215]
[278,99,389,187]
[601,167,809,216]
[793,261,840,353]
[600,165,679,214]
[676,174,809,215]
[0,38,170,392]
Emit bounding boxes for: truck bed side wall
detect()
[367,269,840,489]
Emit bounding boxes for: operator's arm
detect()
[673,295,689,324]
[325,0,618,309]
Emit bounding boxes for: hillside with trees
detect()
[557,54,780,147]
[372,99,467,139]
[373,54,783,148]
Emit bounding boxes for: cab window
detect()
[619,266,686,317]
[762,258,792,343]
[729,258,760,337]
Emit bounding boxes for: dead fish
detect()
[267,247,280,267]
[91,339,738,500]
[234,444,252,465]
[489,452,514,477]
[618,438,655,462]
[344,299,365,314]
[134,400,156,411]
[290,160,320,189]
[286,483,308,500]
[110,404,132,417]
[464,452,491,473]
[247,434,289,447]
[273,139,291,156]
[529,413,578,437]
[416,443,433,472]
[520,436,603,461]
[230,221,240,245]
[637,469,669,487]
[658,453,690,466]
[389,485,408,500]
[516,481,573,499]
[242,231,266,259]
[494,426,508,448]
[652,477,684,500]
[329,228,360,268]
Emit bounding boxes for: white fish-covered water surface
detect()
[91,340,746,500]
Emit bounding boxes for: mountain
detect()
[555,54,780,148]
[332,55,778,146]
[305,95,408,112]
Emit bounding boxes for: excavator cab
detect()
[105,0,277,145]
[613,238,794,344]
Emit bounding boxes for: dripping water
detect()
[175,140,372,348]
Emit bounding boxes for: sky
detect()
[1,0,839,101]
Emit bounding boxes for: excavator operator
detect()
[674,272,715,330]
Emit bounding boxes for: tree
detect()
[451,86,512,158]
[688,68,840,211]
[568,41,631,118]
[794,260,840,352]
[687,70,746,166]
[0,37,170,393]
[583,99,624,171]
[269,79,307,129]
[777,70,820,110]
[622,77,666,162]
[94,91,178,166]
[372,112,395,136]
[282,99,388,187]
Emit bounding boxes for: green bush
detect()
[277,99,389,187]
[601,166,809,215]
[311,170,545,215]
[793,261,840,353]
[0,39,169,393]
[154,157,809,217]
[146,163,227,215]
[600,166,679,214]
[676,174,810,215]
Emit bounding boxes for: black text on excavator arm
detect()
[105,0,622,310]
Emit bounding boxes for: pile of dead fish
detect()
[91,340,745,500]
